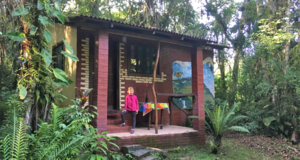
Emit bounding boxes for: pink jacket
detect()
[125,94,139,111]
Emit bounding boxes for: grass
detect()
[166,138,269,160]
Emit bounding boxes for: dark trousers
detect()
[121,110,136,129]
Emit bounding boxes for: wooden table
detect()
[139,102,169,130]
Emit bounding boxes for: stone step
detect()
[131,149,151,160]
[146,147,168,158]
[122,145,144,154]
[141,156,157,160]
[106,125,132,133]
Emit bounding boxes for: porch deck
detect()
[108,125,201,149]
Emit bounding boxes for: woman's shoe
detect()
[130,129,134,134]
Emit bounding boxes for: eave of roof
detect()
[63,15,229,49]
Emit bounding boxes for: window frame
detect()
[127,41,160,77]
[52,42,65,70]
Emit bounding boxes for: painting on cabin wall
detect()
[203,57,215,103]
[172,61,192,109]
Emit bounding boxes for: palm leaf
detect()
[228,126,250,133]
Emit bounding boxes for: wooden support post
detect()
[152,41,160,134]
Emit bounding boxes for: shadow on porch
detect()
[108,125,200,149]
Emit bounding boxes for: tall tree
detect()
[204,0,257,106]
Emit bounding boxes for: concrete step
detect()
[141,156,157,160]
[131,149,151,160]
[106,125,132,133]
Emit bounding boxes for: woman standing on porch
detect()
[119,87,139,134]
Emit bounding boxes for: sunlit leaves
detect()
[53,68,68,82]
[54,1,62,10]
[7,32,25,41]
[41,49,52,67]
[61,51,78,61]
[38,15,49,26]
[43,29,52,42]
[18,84,27,100]
[62,39,73,54]
[53,11,67,24]
[60,39,78,61]
[13,6,29,16]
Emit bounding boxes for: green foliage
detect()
[0,107,27,160]
[262,117,276,127]
[0,96,120,160]
[6,32,26,41]
[18,85,27,100]
[41,49,52,67]
[237,17,300,141]
[209,140,218,154]
[205,99,249,137]
[13,6,29,16]
[4,0,79,131]
[204,99,249,153]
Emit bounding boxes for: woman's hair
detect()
[128,86,134,92]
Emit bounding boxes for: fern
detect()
[1,135,12,160]
[0,107,28,160]
[46,137,85,160]
[12,119,27,160]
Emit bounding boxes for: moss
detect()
[149,137,156,147]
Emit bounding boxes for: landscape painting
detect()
[172,61,193,109]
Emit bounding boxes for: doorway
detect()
[107,40,119,111]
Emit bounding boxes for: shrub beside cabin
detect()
[49,15,225,148]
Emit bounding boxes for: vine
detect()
[8,0,77,132]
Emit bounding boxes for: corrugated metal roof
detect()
[70,15,216,43]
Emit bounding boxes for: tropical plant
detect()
[0,107,27,160]
[209,139,218,154]
[0,95,120,160]
[204,99,249,149]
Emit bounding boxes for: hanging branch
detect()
[152,41,160,134]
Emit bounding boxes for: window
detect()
[52,43,64,70]
[128,44,159,75]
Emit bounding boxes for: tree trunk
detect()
[215,134,223,147]
[217,49,227,99]
[228,46,242,106]
[152,41,160,134]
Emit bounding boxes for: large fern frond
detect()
[12,119,27,160]
[1,135,12,160]
[0,107,28,160]
[51,103,64,132]
[48,137,85,159]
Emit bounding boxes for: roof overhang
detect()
[60,15,229,50]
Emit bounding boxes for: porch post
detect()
[191,47,205,145]
[96,30,109,133]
